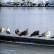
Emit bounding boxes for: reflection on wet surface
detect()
[0,42,54,54]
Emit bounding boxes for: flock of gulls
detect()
[0,27,54,39]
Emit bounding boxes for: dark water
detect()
[0,7,54,54]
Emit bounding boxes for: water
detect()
[0,42,54,54]
[0,7,54,36]
[0,7,54,54]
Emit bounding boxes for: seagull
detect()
[19,29,28,36]
[15,29,20,35]
[6,27,11,34]
[30,30,39,37]
[41,31,51,38]
[0,27,6,32]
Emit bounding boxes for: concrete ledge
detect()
[0,35,54,46]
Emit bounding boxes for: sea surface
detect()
[0,7,54,35]
[0,7,54,54]
[0,42,54,54]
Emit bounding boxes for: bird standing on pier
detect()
[30,30,39,37]
[19,29,28,36]
[0,27,6,32]
[15,29,20,35]
[6,27,11,34]
[15,29,28,36]
[41,31,51,38]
